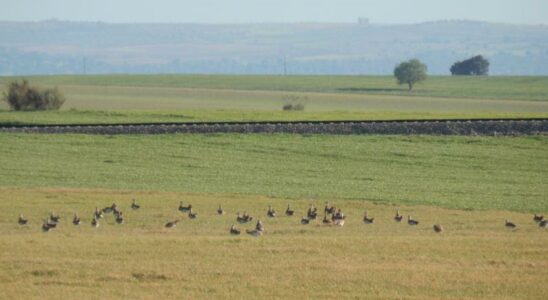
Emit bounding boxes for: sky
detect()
[1,0,547,25]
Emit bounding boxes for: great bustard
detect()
[301,217,310,225]
[94,207,103,220]
[217,205,225,215]
[539,220,548,228]
[324,202,336,214]
[49,212,60,223]
[131,199,140,210]
[178,202,191,213]
[285,204,295,216]
[307,205,318,220]
[42,219,53,232]
[407,215,419,226]
[255,219,264,232]
[230,224,241,235]
[394,209,403,222]
[72,213,81,225]
[267,205,276,218]
[165,220,179,228]
[18,214,28,225]
[533,214,544,223]
[505,219,516,229]
[91,217,99,228]
[188,208,198,219]
[363,211,375,224]
[115,211,124,224]
[246,229,263,237]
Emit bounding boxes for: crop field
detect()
[0,75,547,124]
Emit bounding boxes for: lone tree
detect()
[450,55,489,75]
[2,79,65,111]
[393,59,428,91]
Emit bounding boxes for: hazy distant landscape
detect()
[1,20,547,75]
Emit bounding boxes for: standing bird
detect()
[285,204,295,216]
[230,224,241,235]
[394,209,403,222]
[72,213,81,225]
[165,220,179,228]
[301,217,310,225]
[103,203,117,214]
[307,205,318,220]
[267,205,276,218]
[91,217,99,228]
[505,219,516,229]
[363,211,375,224]
[94,207,103,220]
[179,202,191,213]
[217,205,225,215]
[533,214,544,223]
[18,214,28,225]
[42,219,52,232]
[324,202,336,214]
[49,212,60,223]
[115,211,124,224]
[131,199,140,210]
[407,215,419,226]
[255,219,264,232]
[242,211,253,223]
[188,208,198,219]
[539,220,547,228]
[433,224,443,233]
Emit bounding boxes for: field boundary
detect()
[1,118,547,135]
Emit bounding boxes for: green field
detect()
[0,75,547,124]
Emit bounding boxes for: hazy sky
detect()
[1,0,547,24]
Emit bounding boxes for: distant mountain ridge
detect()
[1,20,547,75]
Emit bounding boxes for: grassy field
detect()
[0,133,546,212]
[0,75,547,124]
[1,188,547,299]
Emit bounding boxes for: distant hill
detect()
[1,20,547,75]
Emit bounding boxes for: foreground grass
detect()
[1,188,546,299]
[0,134,546,212]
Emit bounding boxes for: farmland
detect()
[0,75,547,299]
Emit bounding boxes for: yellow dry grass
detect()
[1,187,547,299]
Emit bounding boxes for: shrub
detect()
[2,79,65,111]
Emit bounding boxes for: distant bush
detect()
[282,94,307,111]
[2,79,65,111]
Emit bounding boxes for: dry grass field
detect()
[1,188,546,299]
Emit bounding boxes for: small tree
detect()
[393,59,428,91]
[2,79,65,111]
[450,55,489,75]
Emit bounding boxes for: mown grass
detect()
[1,188,546,299]
[0,133,546,212]
[0,75,547,124]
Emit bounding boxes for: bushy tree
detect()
[450,55,489,75]
[393,59,428,91]
[2,79,65,111]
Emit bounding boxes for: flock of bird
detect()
[16,199,547,235]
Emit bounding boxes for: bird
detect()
[324,202,336,214]
[539,220,548,228]
[45,218,57,229]
[42,219,52,232]
[229,224,240,235]
[217,205,225,215]
[91,217,99,228]
[267,205,276,218]
[433,224,443,233]
[307,205,318,220]
[178,201,191,213]
[394,209,403,222]
[49,212,60,223]
[505,219,516,229]
[94,207,103,220]
[301,217,310,225]
[241,211,253,223]
[322,212,332,225]
[255,219,264,232]
[103,203,117,214]
[285,204,294,216]
[333,209,345,221]
[236,212,246,223]
[18,214,28,225]
[115,211,124,224]
[363,211,375,224]
[72,213,81,225]
[131,199,140,210]
[246,229,263,237]
[165,220,179,228]
[407,215,419,226]
[533,214,544,223]
[188,208,198,219]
